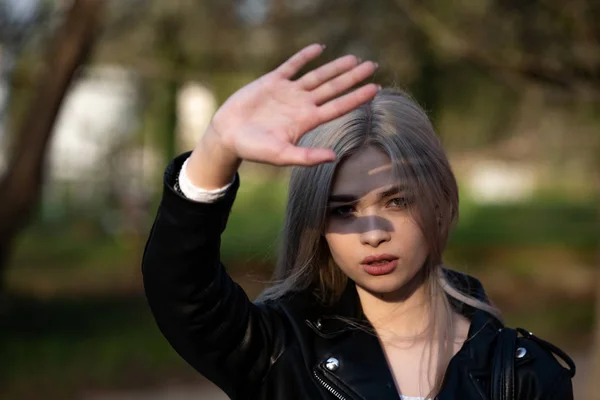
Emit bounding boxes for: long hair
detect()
[258,88,501,397]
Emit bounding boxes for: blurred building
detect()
[466,160,537,203]
[44,65,143,209]
[49,66,140,182]
[38,65,219,234]
[176,81,217,151]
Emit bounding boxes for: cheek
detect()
[323,233,338,256]
[410,235,429,264]
[324,233,349,263]
[391,218,429,254]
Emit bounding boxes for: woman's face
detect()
[324,146,429,298]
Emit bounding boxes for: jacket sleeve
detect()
[142,153,287,398]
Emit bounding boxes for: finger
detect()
[276,143,336,166]
[296,55,360,91]
[317,83,380,123]
[275,43,325,80]
[312,61,378,105]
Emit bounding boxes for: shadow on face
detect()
[324,146,418,237]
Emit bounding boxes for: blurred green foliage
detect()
[2,174,597,398]
[1,295,187,399]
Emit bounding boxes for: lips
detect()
[360,254,399,276]
[361,254,399,265]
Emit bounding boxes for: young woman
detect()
[142,44,575,399]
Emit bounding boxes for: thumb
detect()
[276,143,336,166]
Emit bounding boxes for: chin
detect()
[358,278,409,296]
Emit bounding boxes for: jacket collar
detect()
[299,269,502,400]
[307,268,499,337]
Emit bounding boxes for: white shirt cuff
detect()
[178,157,233,203]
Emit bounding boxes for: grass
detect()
[452,200,598,249]
[0,294,198,399]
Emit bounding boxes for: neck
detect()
[356,269,432,340]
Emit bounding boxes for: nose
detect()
[359,216,391,247]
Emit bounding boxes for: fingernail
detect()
[357,57,363,64]
[374,62,379,69]
[320,44,327,49]
[377,85,383,91]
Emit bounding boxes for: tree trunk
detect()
[0,0,104,299]
[160,79,178,167]
[587,153,600,399]
[590,271,600,399]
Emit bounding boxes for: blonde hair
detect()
[258,88,501,397]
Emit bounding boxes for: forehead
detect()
[330,146,395,195]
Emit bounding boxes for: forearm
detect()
[142,154,279,397]
[142,153,240,374]
[142,152,240,328]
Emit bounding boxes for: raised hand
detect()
[188,44,379,188]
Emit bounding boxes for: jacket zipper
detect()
[313,370,348,400]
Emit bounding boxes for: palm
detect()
[210,44,379,166]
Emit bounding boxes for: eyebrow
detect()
[328,184,405,203]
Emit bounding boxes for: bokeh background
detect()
[0,0,598,399]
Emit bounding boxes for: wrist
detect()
[187,125,241,189]
[201,123,239,165]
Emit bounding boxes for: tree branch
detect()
[394,0,600,97]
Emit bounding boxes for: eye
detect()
[387,197,412,209]
[329,204,355,218]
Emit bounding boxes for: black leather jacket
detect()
[142,154,575,400]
